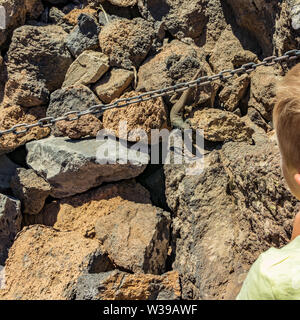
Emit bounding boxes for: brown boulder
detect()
[26,180,152,237]
[0,105,50,155]
[0,225,114,300]
[62,51,110,88]
[164,136,299,300]
[137,40,217,106]
[248,65,281,122]
[4,25,72,107]
[95,202,171,274]
[209,26,258,111]
[189,108,254,143]
[4,72,49,108]
[99,18,155,69]
[195,0,228,53]
[209,25,258,72]
[247,107,272,133]
[56,114,103,140]
[10,168,51,215]
[225,0,278,55]
[103,91,168,143]
[93,68,134,103]
[218,74,250,112]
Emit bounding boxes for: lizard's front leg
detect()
[170,70,202,131]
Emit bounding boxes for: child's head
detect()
[273,63,300,200]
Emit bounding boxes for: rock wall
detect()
[0,0,299,300]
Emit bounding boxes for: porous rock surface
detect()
[189,108,254,143]
[95,203,171,274]
[136,40,217,106]
[103,91,168,142]
[0,0,299,301]
[25,180,152,235]
[99,17,155,69]
[4,25,72,107]
[0,193,21,265]
[164,135,299,300]
[0,106,50,155]
[0,225,114,300]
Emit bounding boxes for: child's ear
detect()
[295,173,300,186]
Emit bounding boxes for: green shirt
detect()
[237,236,300,300]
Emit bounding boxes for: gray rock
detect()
[46,85,101,136]
[225,0,277,55]
[0,193,22,265]
[247,107,272,133]
[137,0,208,40]
[290,4,300,30]
[10,168,51,215]
[66,13,100,57]
[98,11,120,26]
[26,136,148,198]
[164,138,299,300]
[48,7,73,33]
[0,155,19,193]
[62,51,110,88]
[4,24,73,107]
[75,270,181,300]
[93,68,134,103]
[95,203,171,274]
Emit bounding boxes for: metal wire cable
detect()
[1,49,300,137]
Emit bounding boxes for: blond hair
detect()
[273,64,300,172]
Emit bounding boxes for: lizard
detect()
[170,69,203,130]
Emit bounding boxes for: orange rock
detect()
[189,108,254,143]
[26,180,152,237]
[56,114,103,139]
[0,105,50,155]
[0,225,113,300]
[99,18,155,69]
[103,91,169,143]
[63,8,97,25]
[95,201,171,274]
